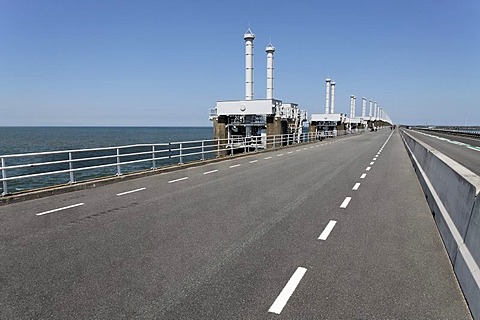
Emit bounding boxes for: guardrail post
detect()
[152,145,157,169]
[217,140,220,158]
[68,152,75,184]
[116,148,122,175]
[201,141,205,161]
[179,143,184,164]
[1,157,7,196]
[244,137,247,154]
[273,135,276,149]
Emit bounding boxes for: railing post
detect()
[244,137,247,154]
[179,143,184,164]
[273,135,276,149]
[68,152,75,184]
[217,140,220,158]
[201,141,205,161]
[1,157,7,196]
[116,148,122,175]
[152,145,156,169]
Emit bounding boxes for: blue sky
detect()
[1,0,479,126]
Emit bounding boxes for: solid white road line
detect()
[265,156,273,159]
[249,160,258,163]
[203,169,219,175]
[318,220,337,240]
[360,173,367,179]
[168,177,188,184]
[366,167,371,171]
[36,203,84,216]
[352,183,361,190]
[268,267,307,314]
[116,188,146,196]
[229,164,241,168]
[340,197,352,208]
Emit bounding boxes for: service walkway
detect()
[0,130,471,319]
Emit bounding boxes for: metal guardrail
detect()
[0,129,366,196]
[0,132,325,196]
[417,128,480,140]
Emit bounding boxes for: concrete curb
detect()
[401,129,479,319]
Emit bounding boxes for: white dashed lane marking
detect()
[318,220,337,240]
[117,188,146,196]
[168,177,188,184]
[36,203,84,216]
[268,267,307,314]
[340,197,352,208]
[203,170,218,175]
[352,183,360,190]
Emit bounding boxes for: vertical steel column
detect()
[152,145,157,169]
[179,143,184,164]
[1,157,7,196]
[69,152,75,183]
[201,141,205,161]
[116,148,122,175]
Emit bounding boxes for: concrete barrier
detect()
[401,129,480,319]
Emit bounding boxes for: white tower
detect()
[350,95,356,119]
[374,101,378,119]
[330,81,336,113]
[266,43,275,99]
[325,79,331,114]
[362,97,366,118]
[244,29,255,100]
[369,100,373,117]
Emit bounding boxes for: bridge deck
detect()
[0,130,471,318]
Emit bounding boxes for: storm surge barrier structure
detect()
[0,131,348,197]
[401,129,480,318]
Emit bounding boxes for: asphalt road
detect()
[406,129,480,175]
[0,129,471,319]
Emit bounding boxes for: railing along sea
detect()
[1,131,350,196]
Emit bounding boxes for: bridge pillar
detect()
[213,116,228,157]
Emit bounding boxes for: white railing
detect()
[1,132,332,196]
